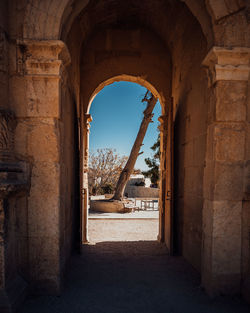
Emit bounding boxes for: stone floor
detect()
[19,219,249,313]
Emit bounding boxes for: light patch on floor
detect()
[88,218,159,243]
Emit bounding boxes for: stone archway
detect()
[81,74,167,245]
[0,1,249,311]
[78,23,172,247]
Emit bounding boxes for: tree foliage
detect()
[88,148,128,195]
[142,134,160,187]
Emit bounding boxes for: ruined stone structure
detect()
[0,0,249,311]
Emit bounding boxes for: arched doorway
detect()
[83,75,165,244]
[86,81,161,243]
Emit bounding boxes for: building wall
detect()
[0,0,8,109]
[59,77,80,278]
[242,68,250,301]
[172,10,208,272]
[80,27,172,115]
[242,200,250,302]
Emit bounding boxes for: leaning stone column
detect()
[202,47,250,296]
[13,40,70,294]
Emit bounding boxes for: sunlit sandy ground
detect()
[88,207,159,243]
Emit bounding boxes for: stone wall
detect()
[59,76,80,274]
[0,0,8,110]
[242,200,250,302]
[8,40,73,295]
[200,47,250,296]
[173,8,208,272]
[0,3,31,304]
[242,56,250,302]
[124,186,159,199]
[80,26,172,113]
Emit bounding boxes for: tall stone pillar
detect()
[12,40,70,294]
[202,47,250,296]
[81,114,92,244]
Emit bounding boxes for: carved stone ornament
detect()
[17,40,71,77]
[202,47,250,86]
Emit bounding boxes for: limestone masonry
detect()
[0,0,249,312]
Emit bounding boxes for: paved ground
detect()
[19,219,249,313]
[88,217,158,242]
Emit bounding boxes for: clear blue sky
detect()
[89,81,161,171]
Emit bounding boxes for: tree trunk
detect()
[112,91,157,200]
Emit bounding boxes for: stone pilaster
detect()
[202,47,250,296]
[158,114,167,242]
[13,40,70,294]
[81,114,92,244]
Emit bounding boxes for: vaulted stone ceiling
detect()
[62,0,212,50]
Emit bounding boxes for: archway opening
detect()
[86,80,162,243]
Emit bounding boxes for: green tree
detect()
[142,134,160,187]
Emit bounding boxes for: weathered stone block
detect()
[25,77,60,118]
[206,87,216,125]
[241,200,250,275]
[27,119,60,162]
[11,197,28,237]
[9,77,27,116]
[202,200,242,296]
[11,76,60,118]
[215,81,247,122]
[247,85,250,122]
[213,201,242,273]
[183,140,194,167]
[206,0,230,20]
[28,235,60,294]
[203,160,215,200]
[0,72,8,107]
[214,161,244,200]
[15,121,28,157]
[214,123,245,161]
[193,134,206,167]
[243,160,250,198]
[245,122,250,160]
[241,200,250,302]
[202,199,213,239]
[184,166,203,196]
[205,125,215,161]
[28,161,60,236]
[16,118,60,162]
